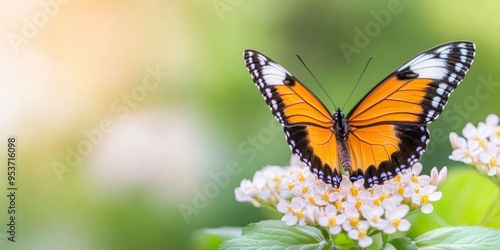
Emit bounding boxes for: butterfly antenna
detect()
[341,55,374,110]
[296,54,337,108]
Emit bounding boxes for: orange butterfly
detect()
[243,41,475,188]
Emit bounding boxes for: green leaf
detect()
[220,220,331,250]
[414,226,500,250]
[388,237,418,250]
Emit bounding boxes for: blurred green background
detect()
[0,0,499,249]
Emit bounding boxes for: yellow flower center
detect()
[411,176,419,183]
[414,187,420,194]
[392,218,401,227]
[296,210,304,219]
[355,199,363,209]
[301,186,309,194]
[474,136,487,149]
[350,218,359,227]
[335,199,343,210]
[358,229,367,238]
[273,176,281,184]
[329,217,336,226]
[322,193,329,202]
[490,157,498,167]
[288,183,295,190]
[298,172,305,182]
[394,175,401,183]
[350,187,359,196]
[373,198,382,206]
[421,194,429,205]
[397,186,405,195]
[309,196,316,205]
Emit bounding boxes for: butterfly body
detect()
[332,109,351,171]
[243,42,475,188]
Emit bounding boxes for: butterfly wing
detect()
[244,50,342,187]
[345,41,475,187]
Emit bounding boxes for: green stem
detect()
[380,231,389,249]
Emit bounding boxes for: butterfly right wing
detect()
[243,50,342,187]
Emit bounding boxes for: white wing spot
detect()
[265,88,272,98]
[426,110,436,122]
[258,78,264,88]
[448,73,457,83]
[455,62,464,72]
[421,135,427,142]
[432,96,441,108]
[436,83,447,95]
[271,99,278,110]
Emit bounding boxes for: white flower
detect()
[408,163,431,187]
[383,200,411,234]
[489,126,500,146]
[236,156,447,248]
[485,114,499,127]
[277,197,308,226]
[450,132,466,150]
[430,166,447,186]
[463,122,491,147]
[318,204,346,235]
[361,205,387,230]
[342,206,361,231]
[234,179,260,206]
[449,139,481,164]
[411,185,442,214]
[348,221,373,248]
[449,114,500,184]
[479,142,500,176]
[305,182,331,207]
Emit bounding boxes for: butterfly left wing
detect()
[345,41,475,187]
[244,50,343,187]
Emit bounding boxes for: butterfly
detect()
[243,41,475,188]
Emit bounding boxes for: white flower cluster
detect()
[449,114,500,183]
[235,156,447,248]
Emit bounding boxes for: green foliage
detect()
[389,237,418,250]
[219,220,331,250]
[414,226,500,250]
